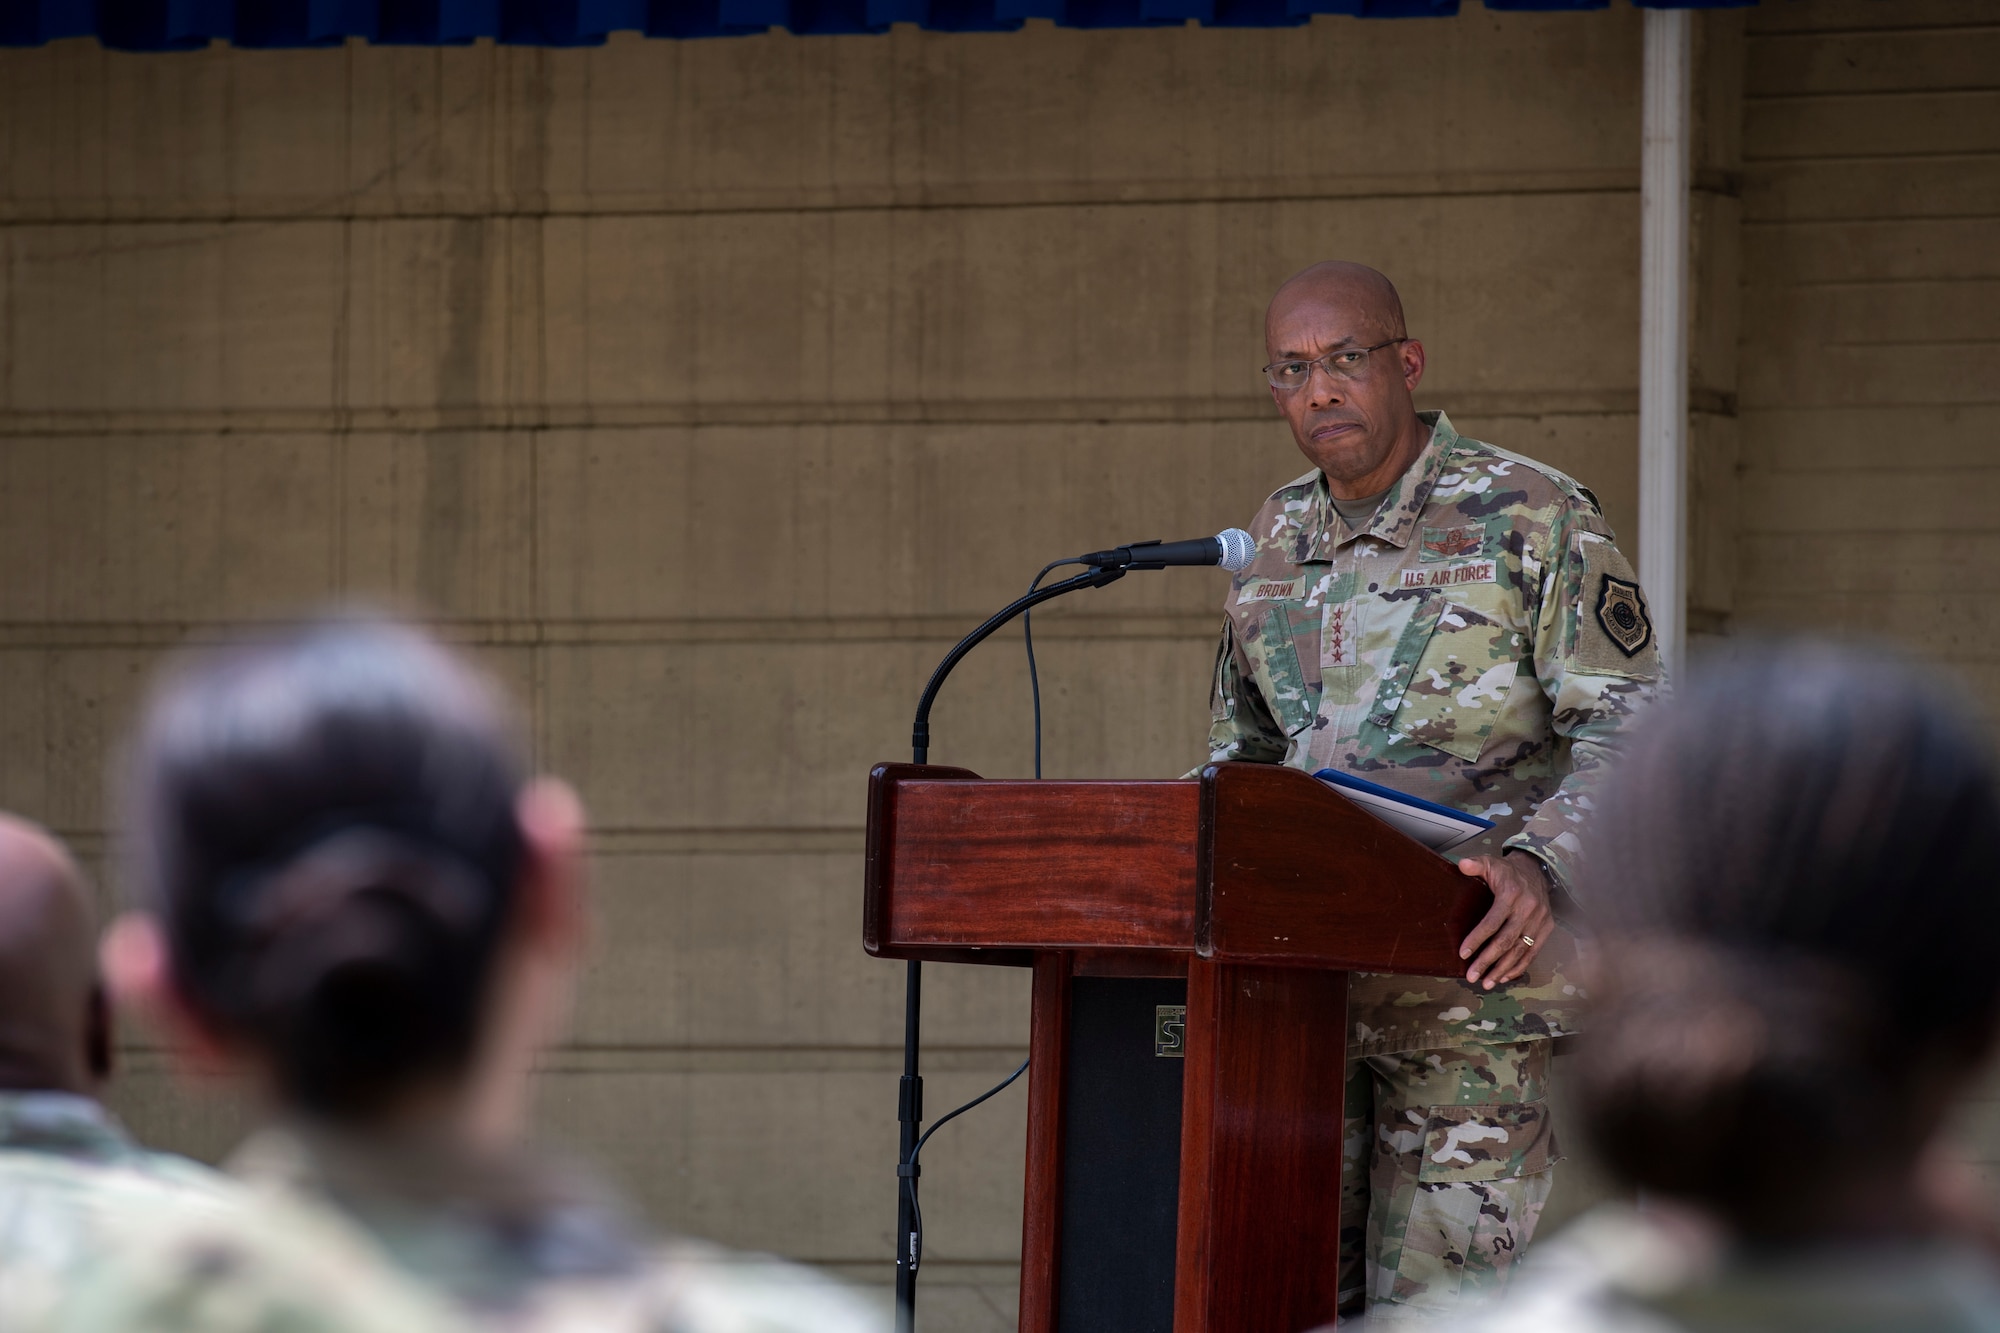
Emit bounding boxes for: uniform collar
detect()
[1295,410,1458,560]
[0,1089,140,1163]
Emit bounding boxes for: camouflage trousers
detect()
[1337,1041,1557,1324]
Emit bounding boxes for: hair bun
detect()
[236,828,491,1117]
[1578,936,1893,1232]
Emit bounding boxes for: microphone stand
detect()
[895,562,1129,1333]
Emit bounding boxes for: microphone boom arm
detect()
[910,563,1127,764]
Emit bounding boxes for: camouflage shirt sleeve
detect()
[1501,496,1665,898]
[1203,614,1288,766]
[46,1183,466,1333]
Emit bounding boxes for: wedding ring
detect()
[1518,934,1536,948]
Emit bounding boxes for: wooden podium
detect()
[864,760,1491,1333]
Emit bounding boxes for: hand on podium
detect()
[1455,850,1555,989]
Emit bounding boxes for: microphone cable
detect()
[1026,535,1241,774]
[1024,558,1087,781]
[898,558,1083,1280]
[898,1053,1031,1277]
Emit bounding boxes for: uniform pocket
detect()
[1413,1101,1559,1185]
[1209,623,1236,724]
[1242,600,1318,736]
[1388,599,1519,762]
[1385,1104,1557,1308]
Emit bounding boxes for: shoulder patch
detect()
[1595,577,1651,657]
[1573,538,1659,679]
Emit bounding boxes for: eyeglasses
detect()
[1262,338,1408,391]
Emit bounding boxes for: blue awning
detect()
[1,0,1754,51]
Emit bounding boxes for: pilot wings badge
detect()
[1420,525,1484,562]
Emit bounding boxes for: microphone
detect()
[1077,529,1255,573]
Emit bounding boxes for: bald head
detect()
[1266,261,1406,351]
[1261,261,1428,499]
[0,816,104,1094]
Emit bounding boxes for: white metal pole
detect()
[1639,7,1692,680]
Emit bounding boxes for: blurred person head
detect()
[1263,261,1429,499]
[87,615,883,1333]
[1576,641,2000,1242]
[0,816,110,1094]
[102,615,586,1144]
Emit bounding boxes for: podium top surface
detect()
[864,762,1489,977]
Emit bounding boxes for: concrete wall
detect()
[1729,1,2000,701]
[0,2,1991,1326]
[1724,0,2000,1190]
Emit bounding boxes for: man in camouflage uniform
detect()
[1205,262,1662,1323]
[0,812,457,1333]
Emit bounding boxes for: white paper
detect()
[1318,781,1491,855]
